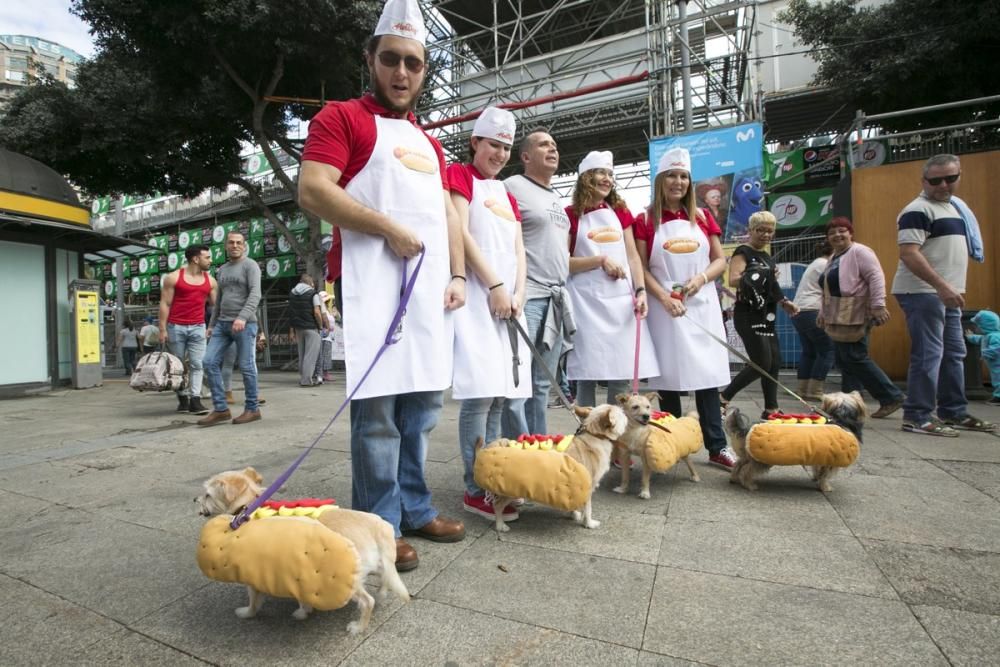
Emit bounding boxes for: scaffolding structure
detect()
[420,0,759,174]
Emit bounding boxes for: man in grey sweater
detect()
[199,231,263,426]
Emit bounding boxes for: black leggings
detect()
[722,308,780,410]
[658,389,728,454]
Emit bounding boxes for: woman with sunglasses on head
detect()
[564,151,659,408]
[635,147,734,470]
[720,211,800,418]
[819,217,905,418]
[447,106,531,524]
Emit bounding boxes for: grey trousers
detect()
[295,328,322,385]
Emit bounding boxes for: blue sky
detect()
[1,0,95,57]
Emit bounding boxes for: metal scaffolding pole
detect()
[676,0,693,132]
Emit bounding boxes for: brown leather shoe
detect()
[407,515,466,543]
[395,538,418,572]
[197,410,232,427]
[232,409,262,425]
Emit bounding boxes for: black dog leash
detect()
[507,317,581,426]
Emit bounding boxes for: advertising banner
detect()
[766,150,805,188]
[166,251,184,271]
[649,122,764,242]
[848,139,888,170]
[130,275,151,294]
[210,244,226,264]
[248,238,265,259]
[249,217,266,238]
[769,188,834,230]
[277,230,309,255]
[802,145,840,183]
[265,255,298,279]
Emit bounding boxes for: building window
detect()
[5,70,25,82]
[7,56,28,70]
[41,62,59,76]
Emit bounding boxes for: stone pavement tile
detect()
[636,651,705,666]
[861,539,1000,615]
[850,455,955,480]
[827,475,1000,552]
[659,519,897,599]
[486,497,667,565]
[80,478,210,536]
[0,504,207,625]
[933,460,1000,501]
[0,574,124,666]
[420,538,655,648]
[644,567,947,666]
[339,598,638,667]
[420,459,468,493]
[889,430,1000,463]
[77,629,208,666]
[911,605,1000,667]
[60,444,243,486]
[666,469,851,535]
[856,429,923,459]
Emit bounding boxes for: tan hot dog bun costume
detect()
[746,422,860,467]
[643,412,703,472]
[474,435,592,511]
[197,510,360,611]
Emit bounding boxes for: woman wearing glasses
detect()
[448,106,531,524]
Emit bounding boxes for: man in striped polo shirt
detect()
[892,154,993,437]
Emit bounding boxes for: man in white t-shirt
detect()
[139,316,160,352]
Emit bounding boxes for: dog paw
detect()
[612,485,626,494]
[347,621,365,636]
[571,510,583,523]
[235,606,256,619]
[690,473,701,482]
[495,523,510,533]
[584,519,601,529]
[818,482,833,493]
[638,490,651,500]
[292,608,310,621]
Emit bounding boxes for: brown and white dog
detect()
[196,467,410,634]
[481,403,627,532]
[614,393,700,499]
[724,391,867,493]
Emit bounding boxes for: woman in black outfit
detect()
[720,211,799,417]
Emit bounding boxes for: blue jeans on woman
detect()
[350,390,443,537]
[521,297,562,435]
[203,321,258,412]
[458,397,504,496]
[835,333,904,406]
[576,380,629,408]
[896,293,967,424]
[792,310,834,381]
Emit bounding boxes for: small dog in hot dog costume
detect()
[724,391,866,492]
[195,467,409,634]
[473,403,627,532]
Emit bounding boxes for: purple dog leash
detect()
[230,247,426,530]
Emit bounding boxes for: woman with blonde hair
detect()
[720,210,799,416]
[564,150,658,407]
[635,147,734,469]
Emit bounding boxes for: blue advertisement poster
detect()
[649,122,764,242]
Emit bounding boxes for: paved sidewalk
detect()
[1,372,999,666]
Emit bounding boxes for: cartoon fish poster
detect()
[648,122,764,243]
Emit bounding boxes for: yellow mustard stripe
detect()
[0,190,90,226]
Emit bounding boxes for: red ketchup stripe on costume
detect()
[262,498,336,509]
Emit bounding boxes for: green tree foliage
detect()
[0,0,381,276]
[780,0,1000,128]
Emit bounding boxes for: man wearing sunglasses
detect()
[892,154,992,437]
[299,0,467,572]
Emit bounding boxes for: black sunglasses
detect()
[925,173,960,186]
[376,51,425,73]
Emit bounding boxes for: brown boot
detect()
[225,391,235,405]
[395,538,418,572]
[806,379,825,401]
[197,410,232,427]
[232,409,262,425]
[406,515,466,543]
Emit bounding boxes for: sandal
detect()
[902,420,959,437]
[939,415,997,432]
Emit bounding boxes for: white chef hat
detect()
[472,106,517,145]
[373,0,427,44]
[578,150,614,175]
[657,147,691,175]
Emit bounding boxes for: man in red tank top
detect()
[159,245,217,415]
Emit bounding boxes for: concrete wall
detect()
[0,241,48,384]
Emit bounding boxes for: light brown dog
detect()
[725,391,867,493]
[196,467,409,634]
[613,393,700,499]
[480,403,627,532]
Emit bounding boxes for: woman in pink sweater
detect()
[818,217,905,418]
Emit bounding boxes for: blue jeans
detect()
[121,347,138,375]
[350,391,442,537]
[522,297,563,435]
[458,397,504,496]
[834,334,904,406]
[203,321,258,412]
[166,322,206,398]
[576,380,629,408]
[792,311,835,381]
[658,389,727,455]
[896,293,967,423]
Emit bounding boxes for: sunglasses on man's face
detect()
[376,51,425,73]
[925,173,960,186]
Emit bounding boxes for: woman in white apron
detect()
[449,107,531,522]
[565,151,659,407]
[636,147,735,470]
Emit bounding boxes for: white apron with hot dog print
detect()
[645,214,730,391]
[452,174,531,399]
[341,115,452,400]
[566,206,659,381]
